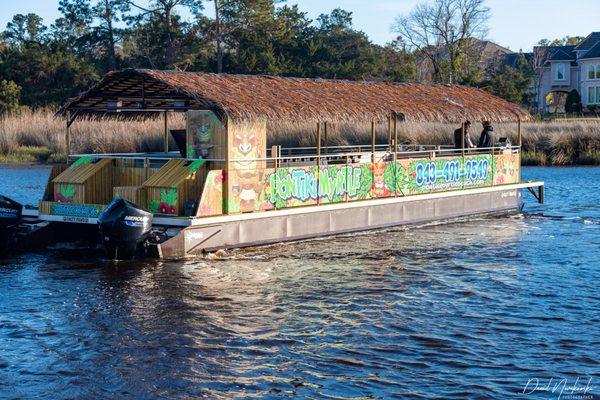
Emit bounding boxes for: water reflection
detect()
[1,167,599,398]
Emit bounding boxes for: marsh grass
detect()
[0,109,183,162]
[0,110,599,165]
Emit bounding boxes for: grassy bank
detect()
[0,109,599,165]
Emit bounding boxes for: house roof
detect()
[59,69,531,124]
[548,47,576,61]
[532,45,577,65]
[575,32,600,51]
[581,41,600,60]
[503,52,533,68]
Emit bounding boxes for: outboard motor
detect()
[0,195,23,255]
[98,197,153,260]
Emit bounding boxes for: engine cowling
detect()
[98,197,153,260]
[0,195,23,255]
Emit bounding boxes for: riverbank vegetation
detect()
[0,109,598,165]
[0,1,598,166]
[0,0,589,116]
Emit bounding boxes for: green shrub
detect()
[565,89,582,113]
[0,80,21,114]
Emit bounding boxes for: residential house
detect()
[533,32,600,112]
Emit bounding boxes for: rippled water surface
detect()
[0,166,598,399]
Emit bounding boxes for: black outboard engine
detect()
[0,195,23,255]
[98,198,153,260]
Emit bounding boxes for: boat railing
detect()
[69,145,519,167]
[233,145,519,165]
[272,144,453,157]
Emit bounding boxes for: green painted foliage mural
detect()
[148,187,179,215]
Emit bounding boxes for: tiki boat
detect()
[0,70,544,260]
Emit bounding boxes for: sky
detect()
[0,0,598,52]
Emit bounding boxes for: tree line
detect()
[0,0,556,113]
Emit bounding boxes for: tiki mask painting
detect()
[232,131,260,169]
[371,162,392,197]
[227,119,267,213]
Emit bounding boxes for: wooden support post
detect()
[517,117,522,148]
[143,157,149,180]
[65,111,71,161]
[323,122,328,155]
[393,115,398,163]
[461,122,465,157]
[371,120,376,164]
[271,145,279,169]
[387,115,392,152]
[163,111,169,154]
[316,122,321,164]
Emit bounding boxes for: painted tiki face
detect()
[371,162,390,197]
[232,132,260,163]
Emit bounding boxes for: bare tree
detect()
[392,0,490,84]
[531,46,550,113]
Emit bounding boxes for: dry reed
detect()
[0,109,184,157]
[0,110,599,165]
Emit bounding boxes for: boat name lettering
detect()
[61,216,91,224]
[269,166,363,204]
[51,203,102,218]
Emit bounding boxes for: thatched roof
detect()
[59,69,530,123]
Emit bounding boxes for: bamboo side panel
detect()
[113,186,147,208]
[113,158,162,186]
[54,158,112,184]
[183,165,208,208]
[53,158,114,204]
[43,164,68,201]
[143,159,207,215]
[143,160,187,187]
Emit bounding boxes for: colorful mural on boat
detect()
[148,188,178,215]
[197,170,225,217]
[50,202,104,218]
[493,153,519,185]
[228,120,268,213]
[199,152,520,216]
[55,183,76,203]
[186,111,223,159]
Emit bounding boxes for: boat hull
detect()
[158,185,525,258]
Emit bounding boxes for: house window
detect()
[556,64,565,80]
[589,65,596,80]
[589,87,599,104]
[597,65,600,79]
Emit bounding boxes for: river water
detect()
[0,166,598,399]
